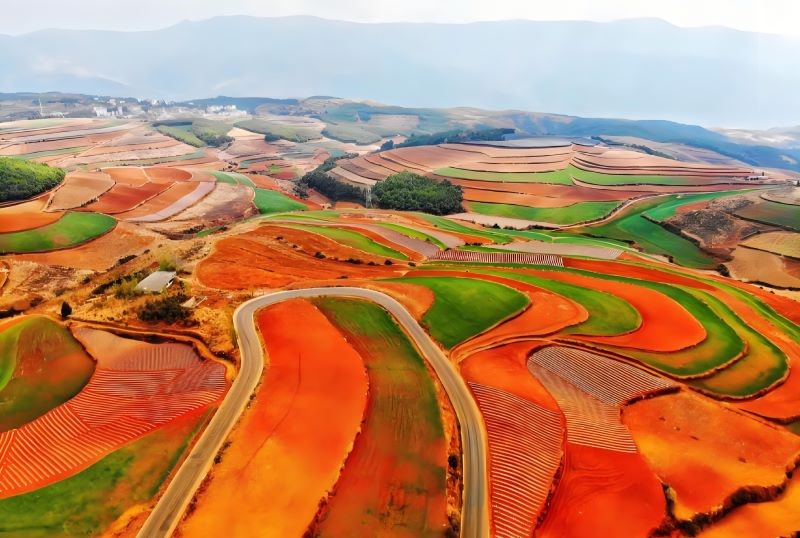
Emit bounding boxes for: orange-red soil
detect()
[536,443,665,538]
[178,299,368,538]
[0,197,62,232]
[196,225,407,290]
[623,391,800,520]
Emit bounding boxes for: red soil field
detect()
[522,267,706,352]
[0,197,63,232]
[47,171,114,211]
[8,222,155,271]
[81,181,170,214]
[178,299,368,538]
[77,140,178,157]
[196,225,406,290]
[623,391,800,520]
[144,166,192,183]
[117,181,213,221]
[468,382,563,538]
[564,258,716,291]
[462,188,581,207]
[0,327,226,498]
[451,179,637,201]
[571,176,759,193]
[536,443,665,538]
[169,183,256,225]
[103,167,149,186]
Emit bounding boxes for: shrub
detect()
[138,293,191,324]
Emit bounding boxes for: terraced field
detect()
[278,223,410,260]
[311,298,447,537]
[735,199,800,231]
[466,200,620,225]
[389,275,529,348]
[0,212,115,253]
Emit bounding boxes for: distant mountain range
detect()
[0,16,798,129]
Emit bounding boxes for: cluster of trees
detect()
[195,131,233,147]
[372,172,463,215]
[299,170,366,203]
[298,153,366,203]
[0,158,65,202]
[397,127,515,148]
[138,293,192,324]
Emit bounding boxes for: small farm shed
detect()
[135,271,176,294]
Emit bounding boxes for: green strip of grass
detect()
[156,124,205,147]
[577,196,718,268]
[735,200,800,231]
[0,212,115,253]
[643,189,759,221]
[467,269,641,336]
[281,224,409,260]
[387,276,529,348]
[15,147,87,160]
[253,189,306,214]
[311,298,446,535]
[414,213,513,243]
[372,222,446,249]
[684,289,787,397]
[467,200,620,225]
[434,166,573,184]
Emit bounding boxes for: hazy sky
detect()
[2,0,799,37]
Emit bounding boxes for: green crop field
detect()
[0,410,209,537]
[389,276,529,348]
[372,222,446,248]
[467,200,620,225]
[578,196,718,268]
[0,316,95,431]
[311,298,446,535]
[465,269,642,336]
[281,224,409,260]
[16,147,86,161]
[735,200,800,231]
[208,171,256,187]
[642,189,758,221]
[570,166,729,186]
[414,213,513,243]
[548,266,744,376]
[253,189,307,214]
[234,119,321,143]
[0,212,115,253]
[434,167,573,184]
[684,289,787,397]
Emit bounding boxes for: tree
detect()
[379,139,395,151]
[371,172,463,215]
[60,301,72,319]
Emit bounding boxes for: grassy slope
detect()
[578,196,718,268]
[0,409,209,537]
[311,298,446,536]
[0,212,115,253]
[388,276,529,348]
[735,200,800,231]
[281,224,408,260]
[0,317,95,431]
[253,189,306,214]
[468,269,641,336]
[467,200,620,225]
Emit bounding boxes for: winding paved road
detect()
[138,287,489,538]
